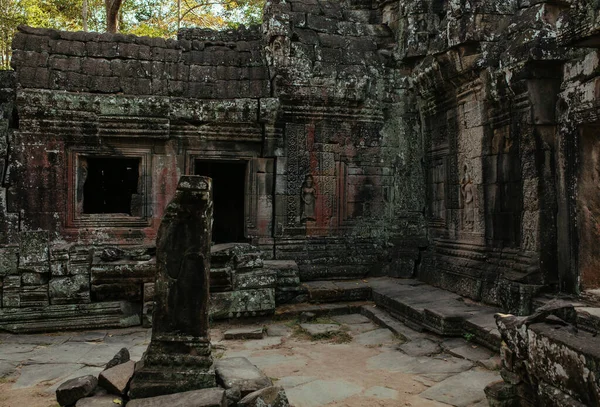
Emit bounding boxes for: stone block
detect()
[215,357,272,397]
[127,388,226,407]
[210,289,276,319]
[56,375,98,406]
[19,231,49,266]
[75,394,124,406]
[49,275,90,305]
[0,248,18,277]
[105,348,130,370]
[224,327,264,340]
[98,360,135,396]
[233,270,277,290]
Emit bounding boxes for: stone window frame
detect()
[184,151,258,238]
[66,145,152,228]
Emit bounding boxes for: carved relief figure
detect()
[461,164,474,230]
[301,175,317,222]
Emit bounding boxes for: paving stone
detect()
[345,322,378,334]
[419,369,501,406]
[299,324,340,336]
[81,345,128,368]
[215,357,272,397]
[56,375,98,406]
[0,361,17,378]
[238,386,290,407]
[76,395,124,406]
[276,376,318,389]
[266,325,292,337]
[367,351,473,375]
[0,333,68,345]
[246,354,306,369]
[243,337,282,350]
[285,379,363,407]
[98,360,135,396]
[352,328,396,346]
[224,327,265,340]
[0,343,39,362]
[331,314,371,325]
[26,342,96,364]
[364,386,399,400]
[14,363,85,389]
[127,388,226,407]
[399,338,442,357]
[69,332,108,343]
[448,344,496,362]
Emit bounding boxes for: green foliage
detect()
[0,0,265,69]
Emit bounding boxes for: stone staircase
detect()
[301,277,502,350]
[298,276,600,352]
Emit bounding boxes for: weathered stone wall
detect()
[0,0,426,328]
[2,0,600,329]
[385,0,589,314]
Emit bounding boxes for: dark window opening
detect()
[83,157,140,215]
[195,160,247,244]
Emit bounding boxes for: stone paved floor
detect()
[0,311,501,407]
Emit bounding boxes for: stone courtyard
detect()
[2,0,600,405]
[0,311,501,407]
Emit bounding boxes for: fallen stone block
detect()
[56,375,98,406]
[75,395,124,407]
[105,347,130,370]
[224,327,264,340]
[238,386,290,407]
[215,357,272,397]
[127,388,226,407]
[98,360,135,396]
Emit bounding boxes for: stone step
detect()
[274,301,373,320]
[369,277,502,351]
[303,279,372,303]
[0,301,141,333]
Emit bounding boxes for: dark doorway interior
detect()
[195,160,247,243]
[83,157,140,214]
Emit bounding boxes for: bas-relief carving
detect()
[461,164,475,231]
[578,131,600,289]
[301,175,317,222]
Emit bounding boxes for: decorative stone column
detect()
[129,176,215,399]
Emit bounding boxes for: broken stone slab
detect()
[215,357,273,397]
[75,395,124,407]
[299,324,340,336]
[399,338,441,357]
[420,368,501,406]
[224,327,264,340]
[56,375,98,406]
[127,388,226,407]
[238,386,290,407]
[98,360,135,396]
[104,348,130,370]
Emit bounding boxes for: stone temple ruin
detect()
[1,0,600,405]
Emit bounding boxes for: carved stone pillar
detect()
[129,176,215,399]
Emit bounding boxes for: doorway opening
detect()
[195,160,247,244]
